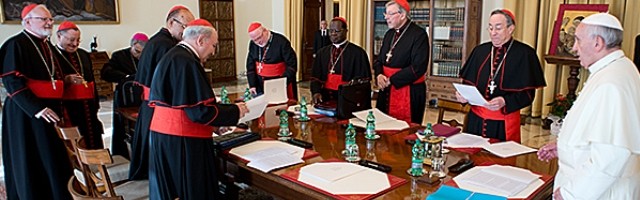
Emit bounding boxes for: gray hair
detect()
[21,4,49,26]
[182,25,216,41]
[585,24,623,49]
[385,1,411,19]
[491,9,515,27]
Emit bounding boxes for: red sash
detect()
[150,106,216,138]
[63,82,95,100]
[257,62,286,77]
[470,106,521,143]
[382,66,425,122]
[324,74,346,91]
[26,79,64,99]
[142,85,150,101]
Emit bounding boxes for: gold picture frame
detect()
[548,4,608,56]
[1,0,120,24]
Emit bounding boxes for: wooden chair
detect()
[76,148,150,200]
[56,126,100,197]
[68,176,123,200]
[436,98,471,130]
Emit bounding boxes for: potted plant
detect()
[546,94,575,135]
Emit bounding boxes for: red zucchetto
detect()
[21,4,38,19]
[248,22,262,33]
[58,21,78,31]
[187,19,213,28]
[332,17,347,25]
[395,0,410,12]
[501,9,516,25]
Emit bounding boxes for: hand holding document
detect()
[453,83,488,106]
[238,95,267,123]
[264,77,288,104]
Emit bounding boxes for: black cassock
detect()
[148,44,240,199]
[374,21,429,124]
[130,27,178,180]
[54,46,105,149]
[313,29,331,54]
[246,31,298,99]
[0,31,72,199]
[311,42,371,101]
[459,39,546,142]
[100,47,139,159]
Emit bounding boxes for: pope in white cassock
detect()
[537,13,640,200]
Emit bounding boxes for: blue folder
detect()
[426,185,507,200]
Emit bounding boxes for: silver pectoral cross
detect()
[258,63,263,73]
[385,52,392,63]
[330,69,335,74]
[51,77,57,90]
[489,81,497,94]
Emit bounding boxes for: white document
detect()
[349,108,409,131]
[238,95,268,123]
[483,141,538,158]
[453,83,489,106]
[264,77,288,104]
[454,165,543,198]
[298,162,391,195]
[287,105,319,115]
[444,133,491,148]
[246,153,303,173]
[433,26,451,40]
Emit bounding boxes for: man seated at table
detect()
[311,17,371,104]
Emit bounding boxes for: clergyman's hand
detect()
[312,93,323,104]
[485,97,506,111]
[455,91,468,103]
[537,142,558,162]
[249,87,257,95]
[35,107,60,123]
[553,187,564,200]
[236,102,249,118]
[376,74,390,90]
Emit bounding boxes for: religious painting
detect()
[548,4,608,56]
[1,0,119,24]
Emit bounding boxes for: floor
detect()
[0,80,556,198]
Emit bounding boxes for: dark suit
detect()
[313,29,331,54]
[634,34,639,72]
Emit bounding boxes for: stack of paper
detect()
[453,165,543,198]
[229,141,305,173]
[349,108,409,131]
[443,133,537,158]
[298,162,391,194]
[239,95,268,123]
[264,78,288,104]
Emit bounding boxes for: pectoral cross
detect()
[51,77,57,90]
[258,63,263,73]
[385,52,393,63]
[329,69,335,74]
[489,81,497,94]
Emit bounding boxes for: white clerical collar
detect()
[332,40,347,48]
[588,50,624,74]
[179,41,200,59]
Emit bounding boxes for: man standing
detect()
[0,4,71,199]
[313,20,331,57]
[538,13,640,200]
[101,32,148,158]
[129,5,194,180]
[54,21,105,149]
[311,17,371,103]
[148,19,249,199]
[246,22,298,100]
[456,9,545,143]
[374,0,429,124]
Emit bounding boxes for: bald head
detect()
[166,7,195,41]
[249,26,270,47]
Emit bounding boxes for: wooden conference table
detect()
[116,103,558,199]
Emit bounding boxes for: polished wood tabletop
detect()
[116,103,558,200]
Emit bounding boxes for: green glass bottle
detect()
[343,123,360,162]
[277,110,291,139]
[365,111,379,140]
[298,96,310,121]
[409,139,425,177]
[220,86,230,104]
[243,88,252,101]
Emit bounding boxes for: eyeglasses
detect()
[487,25,510,32]
[172,18,187,29]
[329,29,344,34]
[28,16,54,23]
[383,11,400,17]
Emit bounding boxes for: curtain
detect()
[338,0,368,48]
[284,0,304,80]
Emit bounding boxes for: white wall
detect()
[0,0,199,55]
